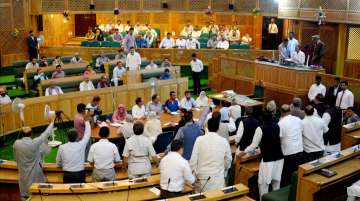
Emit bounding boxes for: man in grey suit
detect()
[13,117,54,201]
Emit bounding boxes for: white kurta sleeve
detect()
[235,121,244,144]
[244,127,263,153]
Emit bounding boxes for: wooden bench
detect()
[38,74,104,96]
[296,145,360,201]
[341,123,360,149]
[23,62,89,93]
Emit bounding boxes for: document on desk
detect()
[149,187,161,196]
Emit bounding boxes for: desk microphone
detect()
[198,176,211,198]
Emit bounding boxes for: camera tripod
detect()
[53,110,72,144]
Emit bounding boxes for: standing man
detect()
[326,77,340,107]
[88,126,121,182]
[126,47,141,71]
[235,107,261,151]
[336,81,354,110]
[159,140,195,199]
[123,27,136,53]
[27,30,38,60]
[308,75,326,103]
[56,114,91,183]
[287,32,299,58]
[268,18,279,50]
[13,117,54,201]
[190,117,232,192]
[291,45,305,65]
[278,104,303,187]
[190,53,203,95]
[0,87,12,105]
[311,35,326,65]
[301,105,328,163]
[279,39,290,60]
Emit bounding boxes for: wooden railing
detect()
[0,78,188,135]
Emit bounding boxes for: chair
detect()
[248,81,265,101]
[153,131,174,153]
[262,172,298,201]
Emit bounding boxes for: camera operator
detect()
[86,96,102,123]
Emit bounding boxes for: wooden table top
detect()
[208,93,263,108]
[91,110,204,139]
[41,73,104,86]
[25,62,90,74]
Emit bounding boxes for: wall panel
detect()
[259,0,278,15]
[234,0,256,13]
[211,0,229,12]
[0,7,12,31]
[143,0,162,10]
[166,0,186,11]
[93,0,115,11]
[13,0,25,28]
[119,0,141,10]
[189,0,209,11]
[68,0,91,11]
[42,0,65,12]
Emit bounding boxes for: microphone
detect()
[198,176,211,198]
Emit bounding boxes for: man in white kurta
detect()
[190,117,232,192]
[308,75,326,102]
[336,81,354,110]
[13,119,54,201]
[79,78,95,91]
[126,47,142,71]
[347,180,360,201]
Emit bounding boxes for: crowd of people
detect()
[85,21,253,50]
[10,71,360,200]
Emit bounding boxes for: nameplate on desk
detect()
[222,186,238,193]
[129,178,148,183]
[102,181,118,187]
[38,183,53,189]
[188,193,206,200]
[69,184,84,188]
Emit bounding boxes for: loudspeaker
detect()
[37,15,43,31]
[89,4,95,10]
[114,9,119,15]
[162,3,168,9]
[229,4,234,10]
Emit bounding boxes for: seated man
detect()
[191,25,202,39]
[112,30,122,42]
[83,65,96,77]
[144,31,155,48]
[207,34,218,49]
[39,56,49,67]
[79,76,95,91]
[86,96,102,123]
[34,68,48,89]
[241,33,252,45]
[161,58,172,68]
[135,34,148,48]
[52,56,64,67]
[160,140,195,199]
[145,60,158,69]
[146,94,163,115]
[291,45,305,65]
[56,114,90,183]
[164,91,179,113]
[123,122,158,179]
[229,27,240,44]
[160,33,175,49]
[70,52,83,64]
[216,37,229,49]
[0,87,12,105]
[132,97,146,119]
[51,65,65,79]
[95,54,110,72]
[343,107,360,125]
[181,22,193,37]
[85,28,95,41]
[25,58,39,69]
[112,61,126,86]
[88,126,121,182]
[180,91,199,111]
[185,35,200,49]
[97,75,110,88]
[45,81,63,96]
[175,35,187,49]
[160,68,172,80]
[115,49,126,61]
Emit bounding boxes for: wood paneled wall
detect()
[344,60,360,79]
[0,78,188,135]
[42,14,75,46]
[0,0,31,67]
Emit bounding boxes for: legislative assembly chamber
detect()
[0,0,360,201]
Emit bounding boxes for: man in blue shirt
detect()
[135,34,148,48]
[123,28,136,53]
[160,68,172,80]
[164,91,179,113]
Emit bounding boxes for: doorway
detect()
[75,14,96,37]
[262,16,284,50]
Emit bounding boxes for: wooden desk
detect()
[123,66,181,85]
[38,74,105,96]
[169,183,249,201]
[296,146,360,201]
[209,93,264,108]
[341,123,360,149]
[91,109,203,139]
[217,57,326,105]
[234,154,261,186]
[23,62,89,93]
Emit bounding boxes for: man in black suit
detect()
[311,35,325,65]
[27,30,38,60]
[326,77,340,106]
